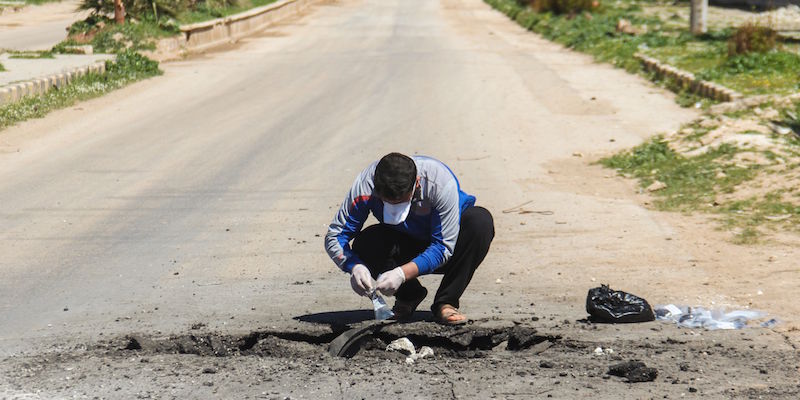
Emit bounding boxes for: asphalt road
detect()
[0,0,87,50]
[0,0,705,351]
[0,0,735,348]
[5,0,800,397]
[0,0,703,344]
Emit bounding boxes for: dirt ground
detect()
[1,0,799,399]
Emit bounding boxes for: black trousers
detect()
[351,206,494,312]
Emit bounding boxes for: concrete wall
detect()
[180,0,318,53]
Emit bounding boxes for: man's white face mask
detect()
[383,200,411,225]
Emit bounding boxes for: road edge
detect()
[0,60,107,106]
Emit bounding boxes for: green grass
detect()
[646,41,726,72]
[0,51,161,132]
[0,63,5,72]
[59,0,280,54]
[600,138,757,211]
[22,0,63,4]
[599,133,800,243]
[7,50,55,59]
[720,192,800,243]
[57,18,179,54]
[483,0,800,99]
[697,51,800,95]
[597,101,800,243]
[177,0,278,24]
[485,0,693,73]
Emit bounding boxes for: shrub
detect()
[78,0,196,20]
[728,22,778,56]
[106,49,161,76]
[532,0,596,14]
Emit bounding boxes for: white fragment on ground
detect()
[646,180,667,192]
[616,18,640,35]
[406,346,435,364]
[388,339,434,363]
[765,215,791,221]
[592,346,614,356]
[416,346,434,359]
[677,116,780,156]
[699,117,719,129]
[762,108,780,120]
[495,278,502,284]
[386,338,415,356]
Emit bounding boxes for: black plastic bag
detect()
[586,284,655,323]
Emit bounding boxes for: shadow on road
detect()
[294,310,435,325]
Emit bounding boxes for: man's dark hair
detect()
[373,153,417,201]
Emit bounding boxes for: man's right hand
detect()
[350,264,375,297]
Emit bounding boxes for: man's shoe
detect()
[434,304,468,326]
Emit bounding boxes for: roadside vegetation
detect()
[0,51,161,131]
[7,49,55,59]
[58,14,179,53]
[56,0,278,53]
[484,0,800,100]
[3,0,279,131]
[484,0,800,242]
[600,99,800,243]
[0,0,63,9]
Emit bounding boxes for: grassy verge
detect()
[599,100,800,243]
[178,0,278,24]
[487,0,800,241]
[483,0,800,99]
[7,50,55,59]
[59,17,180,54]
[60,0,279,53]
[0,51,161,132]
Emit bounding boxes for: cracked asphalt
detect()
[1,0,798,398]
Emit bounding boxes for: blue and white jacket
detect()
[325,156,475,275]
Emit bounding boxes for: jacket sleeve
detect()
[324,165,375,273]
[412,180,460,275]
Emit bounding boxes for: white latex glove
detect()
[350,264,375,297]
[376,267,406,296]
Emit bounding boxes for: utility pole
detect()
[690,0,707,35]
[114,0,125,24]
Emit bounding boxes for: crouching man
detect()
[324,152,494,325]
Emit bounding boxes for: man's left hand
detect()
[376,267,406,296]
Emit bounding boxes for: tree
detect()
[114,0,125,24]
